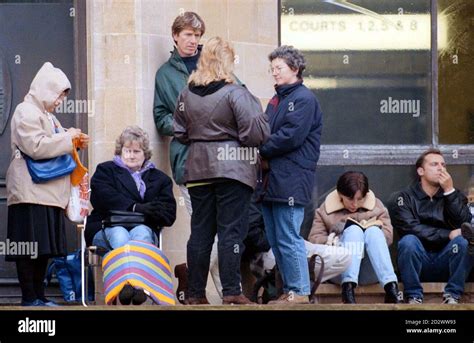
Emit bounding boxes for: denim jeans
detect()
[398,234,473,299]
[262,202,310,295]
[338,225,397,287]
[92,224,154,251]
[187,180,252,298]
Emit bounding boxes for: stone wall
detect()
[86,0,278,303]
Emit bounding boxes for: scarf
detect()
[113,155,156,200]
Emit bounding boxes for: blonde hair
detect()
[188,37,235,86]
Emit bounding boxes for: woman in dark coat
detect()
[259,45,323,304]
[85,125,176,304]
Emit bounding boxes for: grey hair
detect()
[115,125,152,161]
[268,45,306,79]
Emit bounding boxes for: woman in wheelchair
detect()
[85,126,176,305]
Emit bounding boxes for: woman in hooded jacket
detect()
[6,62,88,306]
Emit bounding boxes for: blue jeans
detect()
[339,225,397,287]
[262,202,310,295]
[92,225,154,251]
[398,234,473,299]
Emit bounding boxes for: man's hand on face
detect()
[439,168,454,193]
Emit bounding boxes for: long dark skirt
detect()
[6,203,67,261]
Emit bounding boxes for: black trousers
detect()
[187,180,252,298]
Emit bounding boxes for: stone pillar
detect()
[87,0,278,303]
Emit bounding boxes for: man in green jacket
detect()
[153,11,205,213]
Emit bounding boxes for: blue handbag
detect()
[24,153,76,183]
[20,113,76,183]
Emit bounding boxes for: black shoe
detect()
[341,282,356,304]
[132,289,147,305]
[119,284,134,305]
[21,299,46,307]
[384,282,403,303]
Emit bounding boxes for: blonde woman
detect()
[173,36,270,305]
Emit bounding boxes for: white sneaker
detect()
[407,297,423,304]
[442,293,459,304]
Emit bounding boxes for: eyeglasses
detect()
[269,65,288,74]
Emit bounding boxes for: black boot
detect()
[132,288,147,305]
[341,282,356,304]
[119,284,134,305]
[384,282,402,303]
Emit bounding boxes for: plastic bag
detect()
[66,173,90,223]
[45,250,94,303]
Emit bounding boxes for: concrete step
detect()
[314,282,474,304]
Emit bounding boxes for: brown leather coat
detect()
[173,83,270,189]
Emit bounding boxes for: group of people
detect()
[5,11,474,307]
[155,12,474,305]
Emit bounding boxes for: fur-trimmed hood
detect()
[308,189,393,246]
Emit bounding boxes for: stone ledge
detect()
[2,303,474,311]
[314,283,474,304]
[316,283,474,295]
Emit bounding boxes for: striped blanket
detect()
[102,240,175,305]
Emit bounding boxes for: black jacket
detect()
[390,181,472,252]
[85,161,176,246]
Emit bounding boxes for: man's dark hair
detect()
[415,148,443,170]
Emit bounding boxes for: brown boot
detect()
[184,297,210,305]
[174,263,188,304]
[222,294,256,305]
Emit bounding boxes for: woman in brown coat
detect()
[6,62,88,306]
[308,171,401,304]
[173,37,269,305]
